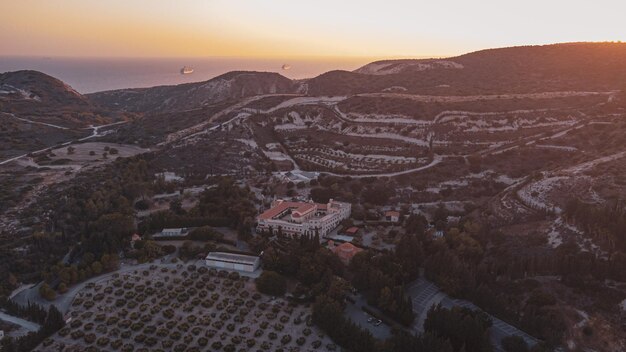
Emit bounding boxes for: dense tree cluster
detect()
[312,294,379,352]
[565,198,626,256]
[255,270,287,296]
[415,216,577,347]
[424,305,493,352]
[350,249,418,326]
[261,234,344,292]
[139,177,256,236]
[0,157,151,300]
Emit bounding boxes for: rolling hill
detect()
[306,42,626,96]
[88,71,296,113]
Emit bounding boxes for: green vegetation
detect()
[255,271,287,296]
[0,304,65,352]
[350,251,416,325]
[424,305,493,352]
[501,335,529,352]
[140,178,256,235]
[312,294,378,352]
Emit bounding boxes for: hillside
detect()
[307,42,626,96]
[0,71,122,161]
[0,70,113,128]
[89,71,296,113]
[2,42,626,351]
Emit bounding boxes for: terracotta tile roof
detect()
[345,227,359,234]
[385,211,400,217]
[258,201,318,220]
[332,242,363,263]
[292,203,316,217]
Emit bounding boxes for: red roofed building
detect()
[328,241,363,264]
[385,210,401,223]
[344,227,359,235]
[257,199,351,237]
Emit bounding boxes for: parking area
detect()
[406,278,446,331]
[344,299,392,340]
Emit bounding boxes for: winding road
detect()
[0,119,127,166]
[0,311,41,335]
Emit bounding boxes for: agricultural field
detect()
[37,264,337,352]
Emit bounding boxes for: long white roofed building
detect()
[256,199,351,237]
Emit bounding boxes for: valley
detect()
[1,42,626,352]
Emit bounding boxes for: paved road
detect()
[0,120,127,166]
[319,155,444,179]
[11,259,260,315]
[3,112,69,130]
[407,277,539,351]
[0,311,41,334]
[12,261,170,314]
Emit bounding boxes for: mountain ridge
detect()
[88,70,296,113]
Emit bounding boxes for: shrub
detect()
[97,337,110,346]
[501,335,529,352]
[211,341,223,349]
[281,334,292,344]
[162,340,173,348]
[84,333,96,344]
[145,337,158,347]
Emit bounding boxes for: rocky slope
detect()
[307,42,626,96]
[0,70,114,128]
[89,71,296,113]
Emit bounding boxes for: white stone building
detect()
[256,199,351,237]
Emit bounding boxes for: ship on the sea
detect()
[180,66,194,74]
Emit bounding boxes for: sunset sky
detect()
[1,0,625,59]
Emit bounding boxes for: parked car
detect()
[374,319,382,326]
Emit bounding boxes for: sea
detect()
[0,56,373,94]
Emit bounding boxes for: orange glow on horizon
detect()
[1,0,625,59]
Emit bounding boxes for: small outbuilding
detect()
[328,241,363,264]
[385,211,400,223]
[344,227,359,235]
[205,252,261,273]
[155,228,190,238]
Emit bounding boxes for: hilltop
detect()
[0,70,123,160]
[0,70,115,128]
[88,71,296,113]
[307,42,626,95]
